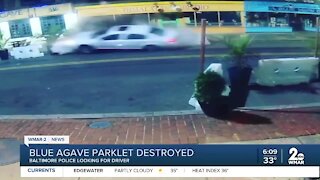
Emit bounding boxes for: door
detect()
[95,34,124,49]
[123,34,148,49]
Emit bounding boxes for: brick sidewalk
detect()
[0,108,319,144]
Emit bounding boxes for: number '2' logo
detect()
[288,147,304,161]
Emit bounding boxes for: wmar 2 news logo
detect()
[288,147,305,165]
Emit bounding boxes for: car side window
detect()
[127,34,146,40]
[150,27,164,36]
[102,34,119,40]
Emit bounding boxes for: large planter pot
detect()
[0,49,9,60]
[318,62,320,81]
[228,66,252,109]
[199,96,230,119]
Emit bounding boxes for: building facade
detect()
[0,0,319,40]
[0,0,97,11]
[245,0,320,32]
[0,3,76,39]
[75,1,246,34]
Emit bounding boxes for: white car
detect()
[50,25,210,54]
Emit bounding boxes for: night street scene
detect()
[0,0,320,179]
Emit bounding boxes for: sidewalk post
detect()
[194,12,197,27]
[317,17,320,80]
[315,17,319,58]
[200,19,206,72]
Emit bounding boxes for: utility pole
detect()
[315,1,320,80]
[200,19,206,72]
[317,16,320,80]
[193,11,197,27]
[315,17,320,58]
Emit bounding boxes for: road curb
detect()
[238,102,320,111]
[0,110,203,120]
[1,102,318,121]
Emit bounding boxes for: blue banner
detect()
[245,1,320,14]
[268,6,320,13]
[20,145,320,166]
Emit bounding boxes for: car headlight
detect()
[61,39,76,45]
[55,39,76,46]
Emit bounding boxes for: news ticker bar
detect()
[21,144,320,166]
[21,166,320,178]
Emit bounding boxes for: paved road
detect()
[0,40,314,66]
[0,46,319,115]
[0,55,201,115]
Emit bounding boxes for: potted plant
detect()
[223,34,253,109]
[194,71,230,119]
[0,31,9,60]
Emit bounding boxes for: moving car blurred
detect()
[50,25,210,55]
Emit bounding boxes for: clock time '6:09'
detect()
[263,149,278,155]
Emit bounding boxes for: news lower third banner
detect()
[20,136,320,177]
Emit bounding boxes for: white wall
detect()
[0,22,11,40]
[64,13,78,30]
[30,17,43,36]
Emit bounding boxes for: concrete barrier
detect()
[10,45,45,59]
[253,57,319,86]
[246,27,293,33]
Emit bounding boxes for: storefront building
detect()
[35,3,75,36]
[75,1,246,34]
[245,1,320,32]
[2,0,320,40]
[0,8,31,39]
[0,3,76,39]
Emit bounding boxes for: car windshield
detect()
[91,30,107,38]
[0,0,320,165]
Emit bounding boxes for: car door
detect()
[123,34,148,49]
[94,34,125,49]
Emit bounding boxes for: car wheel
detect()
[143,45,160,51]
[50,52,59,55]
[78,45,94,54]
[48,49,59,55]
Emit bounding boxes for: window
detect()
[9,19,32,38]
[247,12,268,24]
[269,13,290,27]
[246,12,290,28]
[301,14,317,28]
[150,27,164,36]
[156,13,180,21]
[116,14,149,24]
[127,34,146,40]
[197,12,219,26]
[150,13,195,27]
[102,34,119,40]
[132,14,149,24]
[40,15,66,35]
[220,11,241,26]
